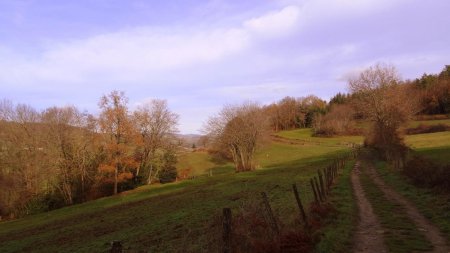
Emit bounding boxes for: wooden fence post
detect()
[310,178,319,204]
[314,177,323,202]
[329,167,333,184]
[261,192,280,235]
[327,167,331,188]
[318,170,326,198]
[110,241,122,253]
[292,184,308,228]
[223,208,232,253]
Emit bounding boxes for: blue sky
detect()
[1,0,449,133]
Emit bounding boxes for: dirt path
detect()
[351,162,387,253]
[365,164,449,253]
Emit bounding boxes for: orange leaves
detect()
[118,172,133,182]
[98,164,115,174]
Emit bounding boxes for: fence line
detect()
[220,151,356,253]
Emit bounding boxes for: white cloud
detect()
[0,5,304,87]
[215,82,294,103]
[244,6,300,37]
[0,1,403,88]
[2,0,448,134]
[276,0,407,30]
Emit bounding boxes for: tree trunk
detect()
[147,164,153,185]
[136,166,140,177]
[113,163,118,195]
[81,172,85,202]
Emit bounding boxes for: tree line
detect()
[1,64,448,219]
[0,91,179,218]
[204,64,449,174]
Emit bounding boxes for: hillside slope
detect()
[0,132,352,252]
[1,123,448,252]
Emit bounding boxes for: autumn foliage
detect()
[0,91,179,218]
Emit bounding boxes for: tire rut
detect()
[351,162,387,253]
[365,164,449,253]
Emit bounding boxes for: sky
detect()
[1,0,449,134]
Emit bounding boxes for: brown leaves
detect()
[348,64,417,157]
[204,102,269,172]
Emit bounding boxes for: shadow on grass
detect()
[414,145,450,164]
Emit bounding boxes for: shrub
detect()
[18,192,66,217]
[405,123,450,135]
[313,104,360,136]
[159,165,177,184]
[403,156,450,193]
[414,114,449,121]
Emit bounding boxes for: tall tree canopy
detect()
[205,102,269,172]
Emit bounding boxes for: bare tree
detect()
[204,102,269,172]
[313,104,357,136]
[41,106,101,204]
[133,99,179,184]
[349,63,419,163]
[278,96,302,130]
[0,100,47,217]
[264,96,305,131]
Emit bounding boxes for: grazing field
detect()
[405,131,450,164]
[276,128,364,146]
[176,151,231,177]
[1,123,448,253]
[0,131,353,253]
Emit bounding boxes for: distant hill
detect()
[177,133,204,148]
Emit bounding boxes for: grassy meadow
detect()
[0,118,448,252]
[0,129,354,252]
[405,131,450,164]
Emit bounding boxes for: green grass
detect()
[405,131,450,164]
[360,165,433,253]
[276,128,363,146]
[405,131,450,149]
[176,151,232,176]
[374,161,450,243]
[256,141,346,168]
[177,138,349,177]
[1,125,447,252]
[0,134,352,253]
[315,160,357,253]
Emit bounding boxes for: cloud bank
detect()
[1,0,449,133]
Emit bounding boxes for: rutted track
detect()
[365,164,449,253]
[351,162,387,253]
